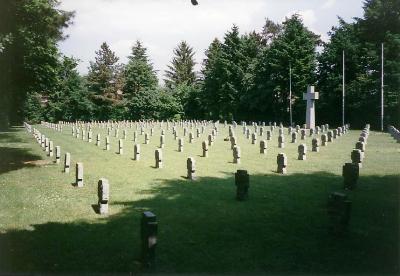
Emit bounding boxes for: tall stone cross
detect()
[303,86,319,129]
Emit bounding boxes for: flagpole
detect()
[342,50,345,127]
[381,43,384,131]
[289,62,293,126]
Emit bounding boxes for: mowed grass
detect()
[0,124,399,274]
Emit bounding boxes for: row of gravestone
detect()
[388,125,400,143]
[329,124,370,235]
[39,120,353,172]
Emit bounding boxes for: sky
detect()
[58,0,365,80]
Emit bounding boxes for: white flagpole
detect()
[381,43,384,131]
[289,62,293,126]
[342,50,345,127]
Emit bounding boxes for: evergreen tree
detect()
[251,15,320,123]
[318,0,399,128]
[45,56,93,122]
[124,40,158,95]
[201,38,224,118]
[86,42,125,119]
[164,41,197,89]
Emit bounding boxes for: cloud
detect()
[58,0,364,79]
[322,0,336,10]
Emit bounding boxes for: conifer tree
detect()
[124,40,158,95]
[164,41,197,89]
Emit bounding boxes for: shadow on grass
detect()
[0,147,44,175]
[0,172,398,274]
[0,127,44,175]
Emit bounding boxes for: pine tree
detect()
[87,42,124,119]
[124,40,158,95]
[164,41,197,89]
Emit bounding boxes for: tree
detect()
[45,56,93,122]
[0,0,73,128]
[251,14,320,123]
[86,42,125,120]
[124,40,158,95]
[164,41,197,89]
[318,0,400,128]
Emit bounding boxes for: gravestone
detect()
[64,153,71,173]
[321,134,328,146]
[96,134,101,146]
[134,144,141,161]
[202,141,208,157]
[355,141,365,159]
[76,162,84,187]
[291,132,297,143]
[278,135,285,148]
[141,211,157,268]
[160,135,165,148]
[300,129,306,140]
[187,157,196,180]
[155,149,163,168]
[343,162,359,190]
[260,140,267,154]
[48,141,54,157]
[98,178,109,215]
[178,138,184,152]
[119,139,123,155]
[55,146,61,164]
[327,131,333,142]
[233,145,241,164]
[298,144,307,160]
[235,170,249,201]
[266,130,271,141]
[327,192,352,235]
[351,149,363,168]
[251,133,257,144]
[303,85,319,129]
[105,136,110,151]
[88,131,92,143]
[312,138,320,152]
[230,136,237,150]
[133,131,137,142]
[189,132,194,143]
[277,153,287,174]
[145,133,150,144]
[208,134,214,146]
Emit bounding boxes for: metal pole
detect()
[342,50,345,127]
[289,62,293,127]
[381,43,384,131]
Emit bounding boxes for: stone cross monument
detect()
[303,86,319,129]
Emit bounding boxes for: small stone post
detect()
[76,162,83,187]
[98,178,109,215]
[277,153,287,174]
[235,170,249,201]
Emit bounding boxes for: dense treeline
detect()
[0,0,398,130]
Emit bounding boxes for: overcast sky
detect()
[58,0,365,80]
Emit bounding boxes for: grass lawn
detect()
[0,123,399,274]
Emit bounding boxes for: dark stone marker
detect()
[342,163,359,190]
[141,211,158,268]
[235,170,249,201]
[327,192,352,235]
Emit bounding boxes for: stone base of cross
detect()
[303,86,319,129]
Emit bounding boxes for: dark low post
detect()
[141,211,158,268]
[327,192,352,235]
[235,170,249,201]
[342,163,359,190]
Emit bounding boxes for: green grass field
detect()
[0,123,399,274]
